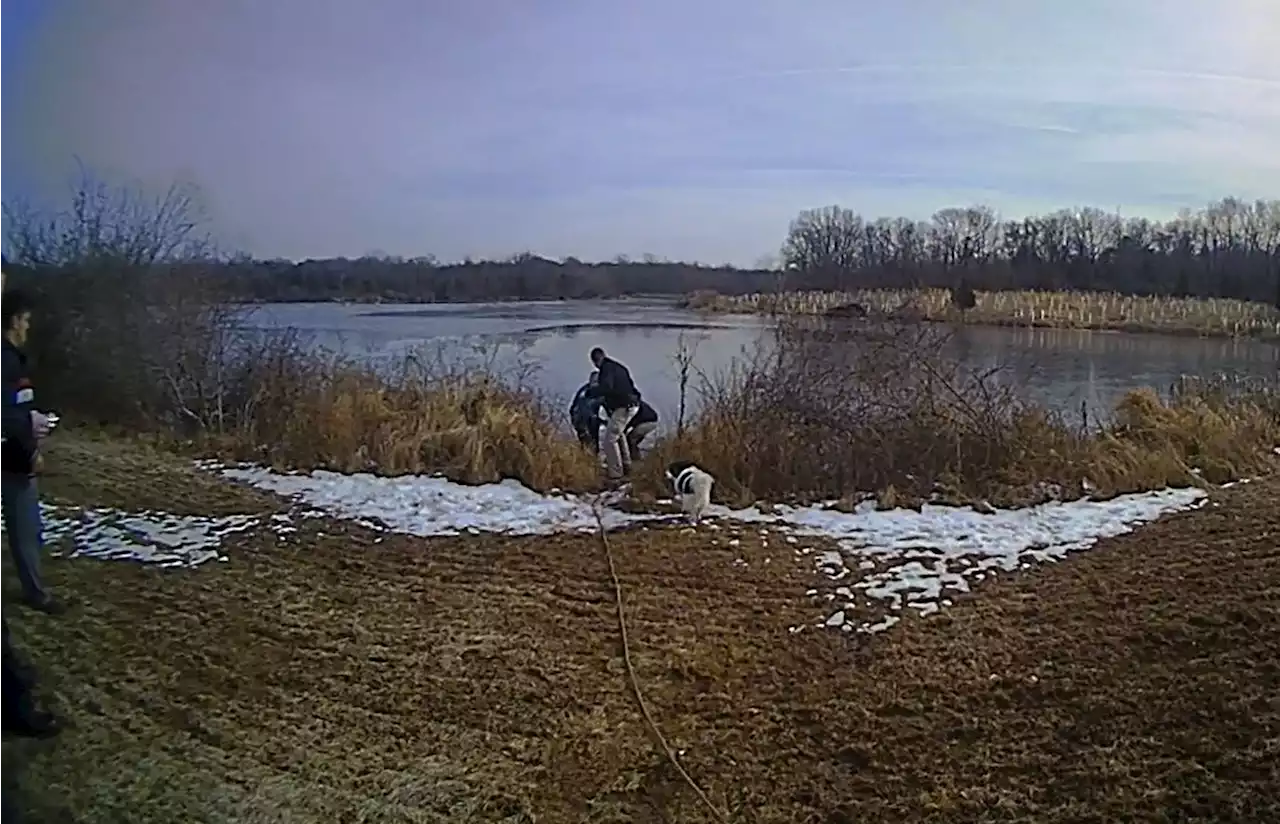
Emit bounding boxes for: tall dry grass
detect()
[204,341,601,493]
[631,317,1280,507]
[690,288,1280,340]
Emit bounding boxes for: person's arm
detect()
[569,387,585,424]
[1,349,35,454]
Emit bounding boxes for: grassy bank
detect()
[4,432,1280,823]
[686,288,1280,340]
[195,346,601,493]
[174,324,1280,512]
[50,317,1280,513]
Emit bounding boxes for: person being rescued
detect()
[569,370,604,451]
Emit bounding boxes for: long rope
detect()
[590,503,729,823]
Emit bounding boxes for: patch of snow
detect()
[217,466,648,537]
[39,504,262,568]
[718,488,1207,633]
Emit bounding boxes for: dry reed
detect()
[206,344,600,493]
[689,288,1280,340]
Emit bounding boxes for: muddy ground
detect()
[3,433,1278,823]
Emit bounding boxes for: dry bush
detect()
[2,173,249,430]
[634,318,1043,505]
[210,342,601,493]
[697,288,1280,339]
[1095,379,1280,487]
[634,317,1280,507]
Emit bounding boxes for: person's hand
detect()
[30,411,52,439]
[32,451,45,474]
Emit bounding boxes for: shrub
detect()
[632,317,1280,507]
[208,345,601,492]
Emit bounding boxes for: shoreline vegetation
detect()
[683,287,1280,341]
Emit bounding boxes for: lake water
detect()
[246,300,1280,432]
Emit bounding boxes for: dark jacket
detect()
[588,357,640,412]
[569,382,604,436]
[629,400,658,428]
[1,339,37,476]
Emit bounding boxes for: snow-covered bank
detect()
[206,463,1210,632]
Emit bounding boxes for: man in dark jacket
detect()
[625,400,658,459]
[2,289,62,614]
[586,347,640,479]
[568,370,604,452]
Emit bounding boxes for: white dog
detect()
[665,461,715,524]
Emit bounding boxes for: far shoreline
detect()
[239,289,1280,344]
[685,288,1280,344]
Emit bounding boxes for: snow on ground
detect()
[706,489,1208,633]
[215,466,651,536]
[24,457,1214,629]
[204,463,1210,633]
[39,504,261,568]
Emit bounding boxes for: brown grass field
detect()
[3,431,1279,823]
[687,288,1280,340]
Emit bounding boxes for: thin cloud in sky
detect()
[4,0,1279,264]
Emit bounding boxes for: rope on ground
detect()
[590,501,729,823]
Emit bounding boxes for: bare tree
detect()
[2,167,253,432]
[780,205,864,290]
[670,331,703,435]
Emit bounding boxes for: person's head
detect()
[1,288,33,346]
[588,369,600,385]
[589,347,606,367]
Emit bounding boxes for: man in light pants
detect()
[2,289,63,615]
[587,347,641,480]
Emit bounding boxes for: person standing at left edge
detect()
[2,288,63,615]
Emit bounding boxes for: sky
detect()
[4,0,1280,265]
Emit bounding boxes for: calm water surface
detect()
[246,300,1280,432]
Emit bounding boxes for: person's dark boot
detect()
[23,596,66,616]
[0,609,60,736]
[3,707,61,739]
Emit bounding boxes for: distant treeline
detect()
[778,198,1280,307]
[217,254,778,303]
[5,176,1279,307]
[221,197,1280,307]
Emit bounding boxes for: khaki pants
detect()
[626,421,657,456]
[599,405,639,479]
